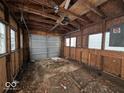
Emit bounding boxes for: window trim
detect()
[70,37,76,48]
[0,22,6,55]
[20,31,23,48]
[104,31,124,52]
[10,28,16,51]
[88,33,102,50]
[65,38,70,47]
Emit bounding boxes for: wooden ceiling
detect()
[4,0,124,34]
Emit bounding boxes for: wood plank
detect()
[65,0,71,9]
[28,16,56,25]
[9,5,59,20]
[0,57,7,93]
[121,57,124,79]
[68,0,107,21]
[0,8,4,19]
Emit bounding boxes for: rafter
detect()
[83,0,105,17]
[9,4,59,20]
[28,0,88,22]
[28,16,56,25]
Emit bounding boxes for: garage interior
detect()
[0,0,124,93]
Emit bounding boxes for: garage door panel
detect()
[30,35,61,60]
[48,48,60,52]
[48,36,60,40]
[49,52,60,57]
[31,43,42,48]
[31,54,47,60]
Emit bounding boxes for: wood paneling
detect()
[70,47,76,60]
[9,16,17,29]
[122,57,124,79]
[0,57,7,93]
[0,2,29,92]
[81,49,89,64]
[82,49,123,76]
[31,30,60,36]
[0,8,4,19]
[15,51,19,73]
[64,47,69,58]
[11,53,15,77]
[75,48,81,61]
[103,56,121,76]
[64,15,124,80]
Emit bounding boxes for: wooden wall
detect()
[63,16,124,80]
[0,2,29,93]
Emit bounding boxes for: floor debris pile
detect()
[12,58,124,93]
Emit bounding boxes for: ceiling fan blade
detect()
[64,0,71,9]
[50,23,60,31]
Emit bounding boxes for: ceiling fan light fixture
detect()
[53,5,59,13]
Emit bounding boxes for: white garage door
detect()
[30,35,61,60]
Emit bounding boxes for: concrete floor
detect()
[9,58,124,93]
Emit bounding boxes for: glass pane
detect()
[66,38,70,46]
[11,29,16,50]
[88,33,102,49]
[71,37,76,47]
[0,22,6,54]
[20,33,23,48]
[105,32,124,51]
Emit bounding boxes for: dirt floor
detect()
[8,58,124,93]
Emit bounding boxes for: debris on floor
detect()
[11,58,124,93]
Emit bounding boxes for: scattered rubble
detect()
[11,58,124,93]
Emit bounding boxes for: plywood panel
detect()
[106,16,124,30]
[18,49,23,69]
[0,8,4,19]
[0,57,7,93]
[75,48,81,61]
[11,53,15,77]
[103,56,121,76]
[70,48,76,60]
[68,0,107,21]
[89,54,97,67]
[81,49,89,64]
[15,51,19,73]
[88,50,101,69]
[64,47,69,58]
[10,16,17,29]
[95,55,102,69]
[121,57,124,79]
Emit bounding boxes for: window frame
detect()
[70,37,76,48]
[20,30,23,48]
[10,28,16,51]
[88,33,102,49]
[0,21,6,55]
[65,38,70,47]
[104,31,124,52]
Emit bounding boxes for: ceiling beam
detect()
[29,0,87,22]
[28,16,56,25]
[9,4,59,20]
[64,0,71,9]
[83,0,105,17]
[67,0,107,21]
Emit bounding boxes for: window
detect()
[71,37,76,47]
[0,22,6,54]
[105,32,124,51]
[66,38,70,46]
[20,33,23,48]
[88,33,102,49]
[11,29,16,51]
